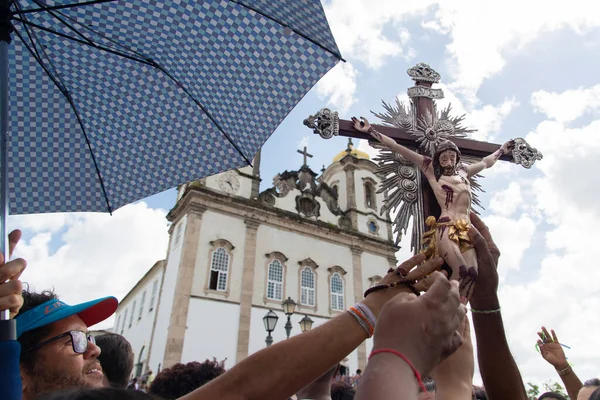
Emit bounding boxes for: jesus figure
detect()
[352,116,514,298]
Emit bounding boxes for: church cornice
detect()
[169,185,399,256]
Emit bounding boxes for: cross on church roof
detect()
[297,146,313,167]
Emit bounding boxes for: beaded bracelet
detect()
[556,365,572,376]
[364,278,419,298]
[369,348,426,393]
[469,307,501,314]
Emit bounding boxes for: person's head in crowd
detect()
[36,387,160,400]
[579,379,600,400]
[418,376,437,400]
[587,386,600,400]
[355,369,362,376]
[539,392,568,400]
[16,289,118,400]
[96,333,134,389]
[148,359,226,399]
[473,385,488,400]
[331,381,355,400]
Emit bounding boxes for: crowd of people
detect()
[2,212,599,399]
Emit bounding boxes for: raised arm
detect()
[468,213,527,400]
[466,140,514,177]
[351,117,431,172]
[537,326,582,400]
[182,254,443,400]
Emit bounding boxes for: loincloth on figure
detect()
[421,216,473,259]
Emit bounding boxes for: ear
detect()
[20,365,31,395]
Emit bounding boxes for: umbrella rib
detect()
[14,0,118,15]
[14,18,153,66]
[13,28,114,215]
[150,61,253,167]
[228,0,345,62]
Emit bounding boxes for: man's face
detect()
[578,386,599,400]
[419,390,436,400]
[21,315,103,399]
[439,150,457,175]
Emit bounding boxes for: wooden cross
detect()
[297,146,313,167]
[304,63,523,227]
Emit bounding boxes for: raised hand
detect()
[362,253,444,318]
[537,327,568,369]
[468,212,500,309]
[0,230,27,318]
[373,272,466,376]
[501,139,516,154]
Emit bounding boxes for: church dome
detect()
[332,140,371,163]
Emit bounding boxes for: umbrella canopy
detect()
[5,0,342,215]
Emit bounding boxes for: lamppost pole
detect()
[282,297,297,339]
[265,331,274,347]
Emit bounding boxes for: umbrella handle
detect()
[0,31,10,321]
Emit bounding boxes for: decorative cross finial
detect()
[346,137,353,154]
[321,164,326,173]
[297,146,313,167]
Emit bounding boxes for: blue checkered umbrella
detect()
[0,1,342,398]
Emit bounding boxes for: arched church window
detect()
[149,280,158,313]
[330,273,344,311]
[121,308,127,334]
[129,301,136,328]
[209,247,230,291]
[332,184,338,197]
[300,267,315,307]
[364,181,377,210]
[267,259,284,300]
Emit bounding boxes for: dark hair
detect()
[355,369,362,375]
[420,376,436,393]
[96,334,134,389]
[331,381,355,400]
[588,386,600,400]
[17,289,59,369]
[473,386,488,400]
[585,379,600,387]
[149,359,226,399]
[538,392,568,400]
[36,387,160,400]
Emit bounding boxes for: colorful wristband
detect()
[369,348,426,393]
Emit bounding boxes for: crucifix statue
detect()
[304,62,543,298]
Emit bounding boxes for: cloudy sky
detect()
[9,0,600,389]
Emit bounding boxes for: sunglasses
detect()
[22,330,95,354]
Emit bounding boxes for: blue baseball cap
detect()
[15,296,118,338]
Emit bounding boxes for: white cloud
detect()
[531,84,600,123]
[315,62,358,113]
[8,203,169,329]
[489,182,524,217]
[297,136,310,150]
[485,214,536,276]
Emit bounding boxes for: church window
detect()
[367,219,379,234]
[138,291,146,321]
[209,247,230,292]
[369,275,382,287]
[332,185,338,197]
[364,181,377,210]
[149,280,158,312]
[173,222,183,247]
[116,315,121,334]
[129,301,136,328]
[300,267,315,307]
[330,273,344,311]
[121,309,127,333]
[267,260,284,300]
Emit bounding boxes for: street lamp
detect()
[282,297,297,339]
[299,315,314,332]
[263,309,279,347]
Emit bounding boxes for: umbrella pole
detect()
[0,28,9,323]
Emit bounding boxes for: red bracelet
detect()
[369,348,426,393]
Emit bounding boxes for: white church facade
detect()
[114,140,399,376]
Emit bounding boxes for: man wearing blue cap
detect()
[15,289,118,399]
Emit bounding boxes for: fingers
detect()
[469,212,500,260]
[405,257,443,281]
[0,279,23,318]
[551,329,559,343]
[541,326,551,342]
[8,229,21,259]
[0,258,27,282]
[396,253,426,275]
[422,272,454,305]
[414,269,448,292]
[468,226,496,267]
